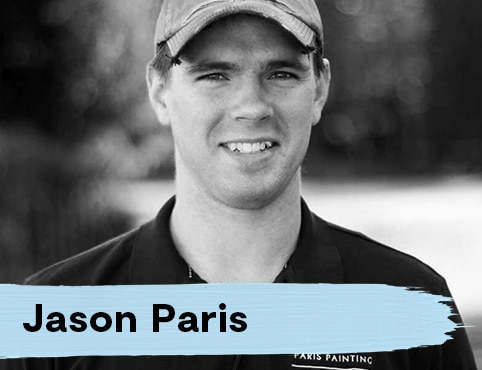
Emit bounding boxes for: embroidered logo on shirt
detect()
[292,353,374,369]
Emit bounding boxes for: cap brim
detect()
[165,1,317,57]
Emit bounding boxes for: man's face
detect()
[149,14,330,209]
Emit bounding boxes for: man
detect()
[4,0,477,369]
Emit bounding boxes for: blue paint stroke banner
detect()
[0,284,459,358]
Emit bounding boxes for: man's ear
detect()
[312,58,331,126]
[146,65,170,126]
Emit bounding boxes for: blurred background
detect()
[1,0,481,364]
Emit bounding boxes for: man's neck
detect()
[170,177,302,283]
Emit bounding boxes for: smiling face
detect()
[148,14,330,209]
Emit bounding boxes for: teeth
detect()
[224,141,274,154]
[242,143,252,153]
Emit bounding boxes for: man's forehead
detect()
[179,14,307,62]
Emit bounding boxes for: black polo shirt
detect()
[4,197,476,369]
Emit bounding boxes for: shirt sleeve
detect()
[433,283,477,369]
[1,358,55,370]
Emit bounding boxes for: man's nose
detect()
[229,78,274,123]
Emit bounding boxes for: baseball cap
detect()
[152,0,323,59]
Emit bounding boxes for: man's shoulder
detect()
[26,228,139,286]
[324,221,447,293]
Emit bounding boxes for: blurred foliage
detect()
[309,0,482,175]
[427,0,482,172]
[0,128,131,282]
[0,0,481,281]
[1,0,173,177]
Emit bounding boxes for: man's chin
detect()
[213,182,293,211]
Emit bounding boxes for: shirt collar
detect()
[286,199,344,283]
[129,196,344,284]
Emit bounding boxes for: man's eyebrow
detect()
[184,61,240,74]
[184,59,310,74]
[265,60,311,72]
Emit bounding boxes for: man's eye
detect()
[269,71,297,80]
[199,73,228,81]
